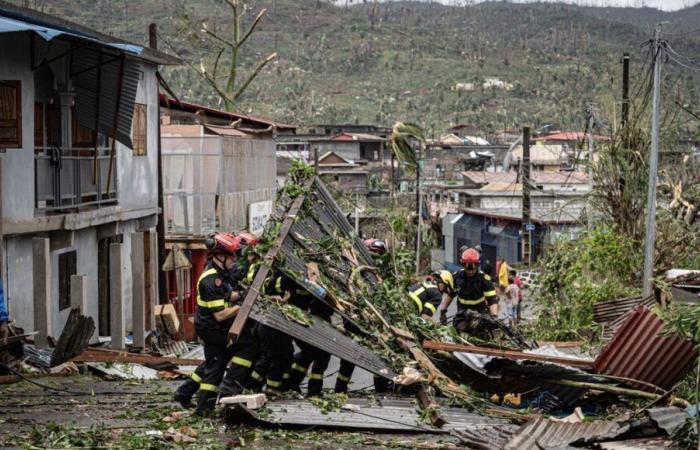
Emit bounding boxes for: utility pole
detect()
[151,23,167,304]
[415,144,422,275]
[621,53,630,127]
[586,104,595,229]
[642,25,663,298]
[521,127,532,266]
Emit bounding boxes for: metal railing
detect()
[35,146,118,213]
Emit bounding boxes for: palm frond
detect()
[390,121,425,171]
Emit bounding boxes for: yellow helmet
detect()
[434,270,454,290]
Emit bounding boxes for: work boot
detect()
[307,378,323,397]
[334,379,349,394]
[195,390,218,417]
[173,379,199,408]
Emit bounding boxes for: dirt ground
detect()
[0,374,462,449]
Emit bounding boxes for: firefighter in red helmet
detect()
[439,248,498,330]
[174,232,245,415]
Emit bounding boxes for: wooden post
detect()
[32,238,52,348]
[228,178,313,344]
[131,232,145,348]
[109,242,125,348]
[521,127,532,265]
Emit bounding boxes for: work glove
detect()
[439,309,448,326]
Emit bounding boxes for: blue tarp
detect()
[0,15,143,54]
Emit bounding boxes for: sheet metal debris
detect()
[593,295,656,342]
[594,305,698,391]
[236,397,513,433]
[451,426,517,450]
[87,362,160,380]
[504,416,629,450]
[50,308,95,367]
[646,406,689,436]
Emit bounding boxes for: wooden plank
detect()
[72,347,202,366]
[227,178,314,344]
[422,340,595,370]
[417,385,447,428]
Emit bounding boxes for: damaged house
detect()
[0,2,178,348]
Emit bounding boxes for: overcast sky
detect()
[378,0,699,11]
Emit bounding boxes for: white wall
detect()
[0,33,35,220]
[117,63,160,211]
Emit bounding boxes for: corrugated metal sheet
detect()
[504,417,629,450]
[237,397,511,433]
[72,47,140,148]
[598,437,673,449]
[452,426,518,450]
[594,306,698,391]
[593,295,654,324]
[646,407,689,436]
[250,304,394,379]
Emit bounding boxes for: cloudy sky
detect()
[375,0,698,11]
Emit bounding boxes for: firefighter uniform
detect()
[286,299,334,396]
[406,281,442,317]
[220,262,262,396]
[334,317,390,394]
[192,263,239,413]
[451,269,497,330]
[248,275,309,392]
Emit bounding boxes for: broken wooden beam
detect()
[228,177,314,344]
[422,340,595,370]
[417,385,447,428]
[71,347,202,366]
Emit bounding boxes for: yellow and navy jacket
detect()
[452,269,498,312]
[265,273,313,310]
[194,263,237,331]
[407,281,442,317]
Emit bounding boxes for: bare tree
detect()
[191,0,276,111]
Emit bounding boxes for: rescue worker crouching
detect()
[407,270,454,320]
[173,232,244,416]
[439,248,498,332]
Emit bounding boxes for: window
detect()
[58,251,77,311]
[132,103,147,156]
[0,81,22,148]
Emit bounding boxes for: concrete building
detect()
[317,151,369,195]
[0,2,179,347]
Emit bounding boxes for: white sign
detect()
[249,200,273,236]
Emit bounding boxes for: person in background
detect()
[503,270,520,327]
[0,278,8,339]
[513,272,524,322]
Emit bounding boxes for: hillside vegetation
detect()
[13,0,700,137]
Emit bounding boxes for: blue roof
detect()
[0,15,143,55]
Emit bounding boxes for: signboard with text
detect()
[249,200,273,236]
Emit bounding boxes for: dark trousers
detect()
[250,323,293,390]
[220,322,260,395]
[194,326,235,413]
[287,339,331,396]
[335,318,390,394]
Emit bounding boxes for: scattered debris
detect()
[50,308,95,367]
[86,362,160,380]
[219,393,267,409]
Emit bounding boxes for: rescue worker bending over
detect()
[174,232,244,415]
[439,248,498,331]
[407,270,454,320]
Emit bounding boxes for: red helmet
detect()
[205,232,239,257]
[233,232,259,256]
[460,248,480,265]
[364,239,387,255]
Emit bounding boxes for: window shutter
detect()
[132,103,147,156]
[0,80,22,148]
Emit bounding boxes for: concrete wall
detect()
[0,33,35,220]
[313,141,360,161]
[117,64,160,211]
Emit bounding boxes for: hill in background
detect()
[10,0,700,137]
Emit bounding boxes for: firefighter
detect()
[173,232,244,416]
[219,232,263,397]
[245,274,310,394]
[407,270,454,320]
[285,287,333,396]
[439,248,498,331]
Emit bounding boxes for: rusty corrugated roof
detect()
[593,295,656,342]
[504,416,629,450]
[593,306,698,391]
[452,426,517,449]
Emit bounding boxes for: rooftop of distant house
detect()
[541,131,610,142]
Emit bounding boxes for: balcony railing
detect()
[35,146,118,213]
